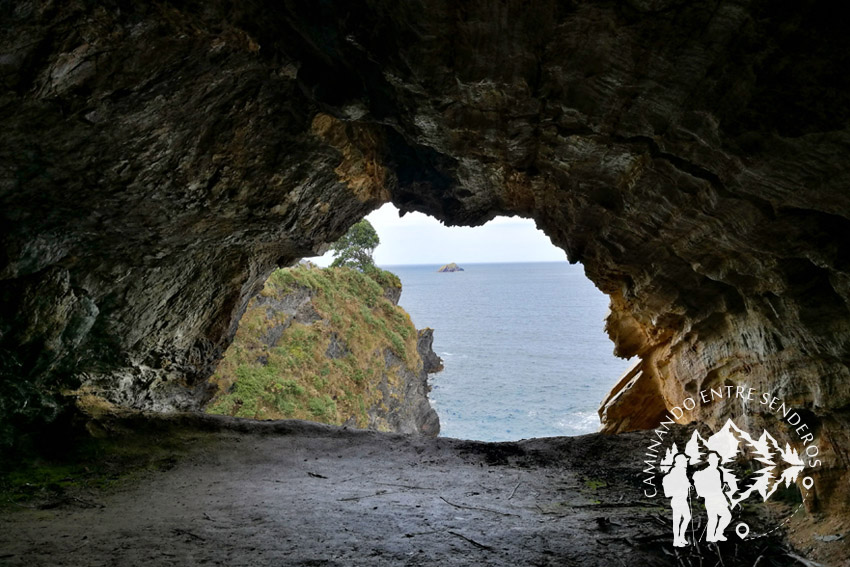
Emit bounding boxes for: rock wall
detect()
[205,265,440,436]
[2,0,849,511]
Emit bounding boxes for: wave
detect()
[555,411,601,434]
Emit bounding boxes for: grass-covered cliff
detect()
[205,264,441,435]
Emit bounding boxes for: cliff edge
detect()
[205,265,440,436]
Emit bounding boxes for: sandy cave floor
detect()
[0,417,832,566]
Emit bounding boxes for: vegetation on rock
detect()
[0,421,212,508]
[205,264,429,432]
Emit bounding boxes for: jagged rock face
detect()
[0,2,391,421]
[2,0,849,509]
[205,266,441,436]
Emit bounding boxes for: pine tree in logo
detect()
[684,431,706,465]
[659,443,677,474]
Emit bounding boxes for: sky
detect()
[308,203,567,266]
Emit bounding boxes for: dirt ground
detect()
[0,415,841,566]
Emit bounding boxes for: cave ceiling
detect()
[1,0,849,505]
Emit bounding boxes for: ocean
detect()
[385,262,636,442]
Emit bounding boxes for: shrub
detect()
[308,395,337,420]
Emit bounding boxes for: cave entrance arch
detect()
[208,204,634,441]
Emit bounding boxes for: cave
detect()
[2,1,850,563]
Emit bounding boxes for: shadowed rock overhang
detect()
[1,1,849,511]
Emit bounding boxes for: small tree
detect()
[330,219,380,270]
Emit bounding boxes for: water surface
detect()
[386,262,635,441]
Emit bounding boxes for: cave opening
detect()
[208,203,634,441]
[2,2,850,561]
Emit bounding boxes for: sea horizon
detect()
[387,262,633,442]
[381,260,569,267]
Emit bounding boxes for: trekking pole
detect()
[686,483,695,545]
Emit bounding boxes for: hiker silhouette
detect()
[692,452,733,542]
[661,453,692,547]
